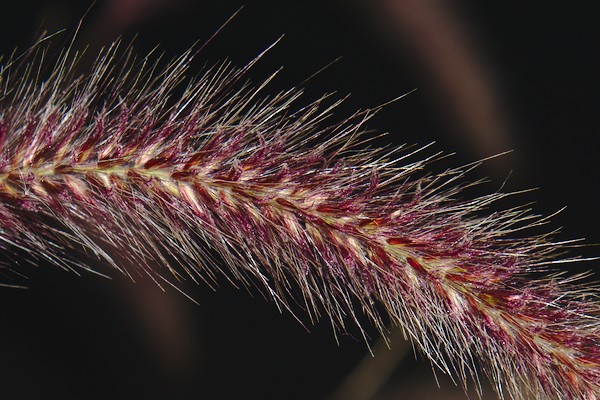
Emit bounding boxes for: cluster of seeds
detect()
[0,39,598,399]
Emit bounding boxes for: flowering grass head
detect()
[0,36,598,399]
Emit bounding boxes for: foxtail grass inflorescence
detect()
[0,36,598,399]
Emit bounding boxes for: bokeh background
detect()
[0,1,598,399]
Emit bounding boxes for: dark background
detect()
[0,1,598,399]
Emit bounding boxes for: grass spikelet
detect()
[0,37,598,399]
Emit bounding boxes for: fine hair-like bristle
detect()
[0,37,598,399]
